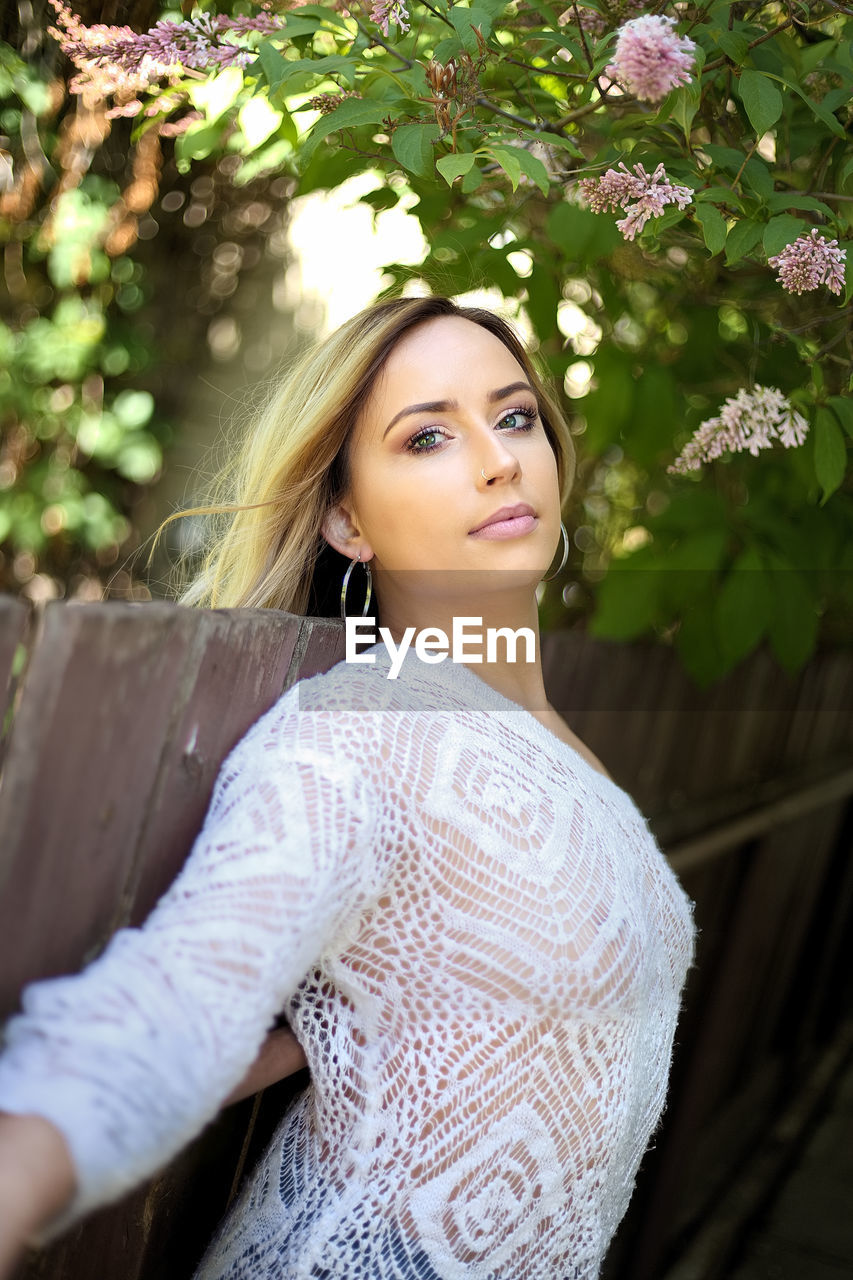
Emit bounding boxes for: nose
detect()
[477,431,522,486]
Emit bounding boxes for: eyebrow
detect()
[382,382,538,440]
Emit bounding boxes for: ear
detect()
[321,502,374,562]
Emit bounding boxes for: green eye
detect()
[406,428,443,454]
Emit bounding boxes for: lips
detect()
[469,503,536,534]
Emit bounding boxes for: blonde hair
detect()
[152,294,576,615]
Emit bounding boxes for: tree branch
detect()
[703,18,795,74]
[475,95,540,130]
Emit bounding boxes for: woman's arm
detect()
[0,1112,76,1279]
[0,694,378,1248]
[0,1023,308,1273]
[222,1024,308,1107]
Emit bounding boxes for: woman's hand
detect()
[223,1024,308,1106]
[0,1112,76,1279]
[0,1026,306,1277]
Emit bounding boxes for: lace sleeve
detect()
[0,696,379,1244]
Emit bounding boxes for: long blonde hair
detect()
[152,294,576,615]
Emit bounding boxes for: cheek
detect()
[355,466,446,543]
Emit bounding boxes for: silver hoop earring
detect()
[542,521,569,582]
[340,551,373,620]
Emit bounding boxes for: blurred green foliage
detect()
[0,34,167,598]
[2,0,853,684]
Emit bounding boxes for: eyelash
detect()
[404,405,539,456]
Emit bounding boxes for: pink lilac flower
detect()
[577,160,694,240]
[370,0,411,38]
[606,14,697,103]
[667,385,810,475]
[49,0,284,99]
[768,228,847,296]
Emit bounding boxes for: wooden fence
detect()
[1,594,852,1280]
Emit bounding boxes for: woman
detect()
[0,294,695,1279]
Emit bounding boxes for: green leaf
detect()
[741,158,774,202]
[694,204,727,256]
[703,144,747,173]
[486,145,521,191]
[672,81,702,143]
[763,213,808,258]
[725,218,764,265]
[257,42,289,93]
[461,162,483,193]
[279,15,329,37]
[391,123,437,178]
[828,396,853,439]
[657,529,729,611]
[716,30,749,64]
[432,36,464,62]
[714,546,771,665]
[467,0,513,17]
[694,185,745,213]
[766,192,835,219]
[737,69,783,137]
[673,593,728,689]
[449,4,493,52]
[494,144,550,196]
[264,54,357,95]
[588,557,662,642]
[436,152,476,186]
[298,98,390,165]
[772,74,847,139]
[283,4,353,32]
[814,406,848,505]
[766,556,818,671]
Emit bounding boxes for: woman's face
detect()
[325,316,562,594]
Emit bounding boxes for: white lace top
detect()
[0,639,695,1280]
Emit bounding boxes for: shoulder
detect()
[221,647,415,781]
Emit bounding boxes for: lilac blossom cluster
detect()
[578,160,694,240]
[667,386,810,475]
[370,0,411,38]
[605,14,697,103]
[49,0,284,99]
[768,228,847,296]
[306,90,363,115]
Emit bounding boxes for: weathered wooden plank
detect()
[0,602,203,1014]
[745,802,846,1064]
[810,649,853,759]
[783,652,827,770]
[666,763,853,875]
[290,616,346,683]
[124,606,302,926]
